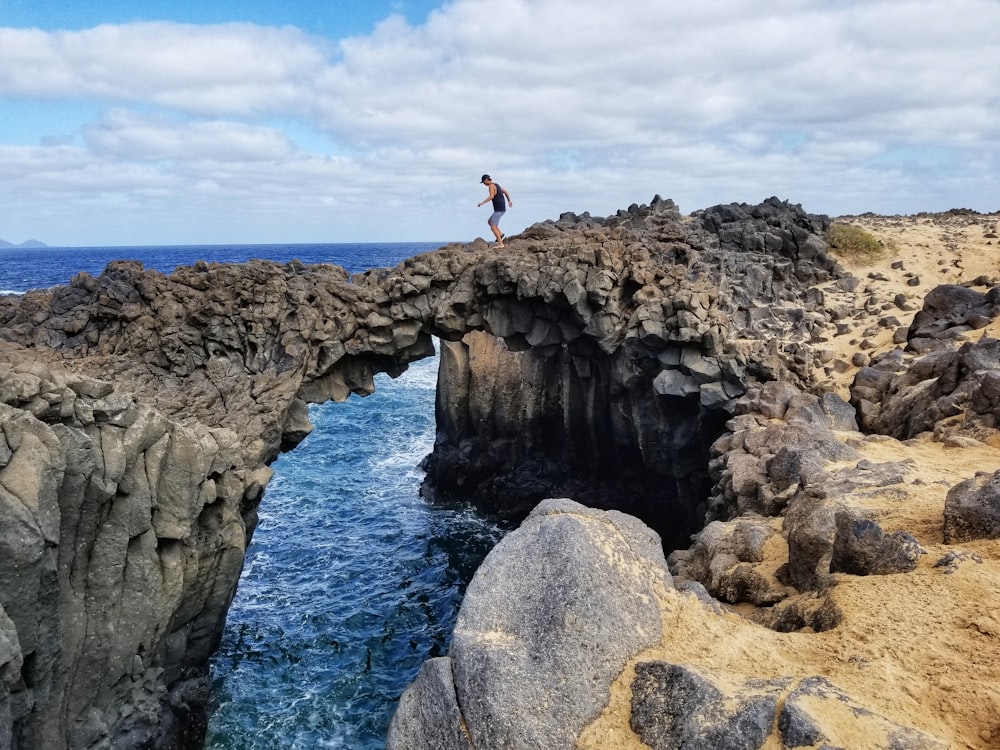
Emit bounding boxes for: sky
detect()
[1,0,998,246]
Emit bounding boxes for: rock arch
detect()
[0,196,846,748]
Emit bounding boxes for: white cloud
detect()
[1,0,998,245]
[0,23,328,115]
[83,110,296,162]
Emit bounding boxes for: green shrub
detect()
[827,223,886,264]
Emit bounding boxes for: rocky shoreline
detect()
[1,198,999,748]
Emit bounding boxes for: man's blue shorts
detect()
[488,210,506,227]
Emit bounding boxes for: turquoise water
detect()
[0,243,507,749]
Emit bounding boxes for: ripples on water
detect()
[205,354,507,750]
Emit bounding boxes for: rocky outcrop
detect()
[388,495,952,750]
[0,356,262,749]
[393,210,1000,747]
[0,196,817,748]
[424,197,844,548]
[850,283,1000,441]
[391,356,999,748]
[2,197,999,749]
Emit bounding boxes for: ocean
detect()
[0,243,508,749]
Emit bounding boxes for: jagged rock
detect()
[850,284,1000,441]
[830,511,924,575]
[751,592,842,633]
[629,667,948,750]
[630,662,785,750]
[783,493,844,591]
[387,498,672,749]
[907,284,994,343]
[944,469,1000,542]
[708,388,859,520]
[697,377,930,596]
[783,462,921,591]
[667,516,790,605]
[425,199,844,548]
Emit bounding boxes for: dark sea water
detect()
[0,243,508,749]
[0,242,441,292]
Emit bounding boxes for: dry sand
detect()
[820,211,1000,395]
[581,211,1000,750]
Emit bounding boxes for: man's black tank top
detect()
[491,184,505,211]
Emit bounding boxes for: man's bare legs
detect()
[489,222,504,248]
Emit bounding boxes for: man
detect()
[477,174,512,248]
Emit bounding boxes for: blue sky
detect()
[1,0,998,246]
[0,0,446,37]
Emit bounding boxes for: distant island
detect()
[0,238,47,248]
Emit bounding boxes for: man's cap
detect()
[481,174,490,182]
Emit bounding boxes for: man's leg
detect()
[489,217,504,247]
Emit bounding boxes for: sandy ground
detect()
[820,211,1000,395]
[581,211,1000,750]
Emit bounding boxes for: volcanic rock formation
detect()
[1,197,998,749]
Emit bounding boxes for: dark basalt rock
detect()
[630,662,784,750]
[830,511,924,576]
[944,469,1000,542]
[423,198,844,549]
[850,283,1000,441]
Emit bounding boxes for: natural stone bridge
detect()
[0,197,873,748]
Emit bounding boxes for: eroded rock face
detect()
[424,331,721,549]
[0,353,261,749]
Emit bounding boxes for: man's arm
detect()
[477,184,498,207]
[501,187,512,207]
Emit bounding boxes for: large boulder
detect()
[387,498,672,749]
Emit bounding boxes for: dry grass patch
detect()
[827,223,891,265]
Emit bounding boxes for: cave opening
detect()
[420,330,731,553]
